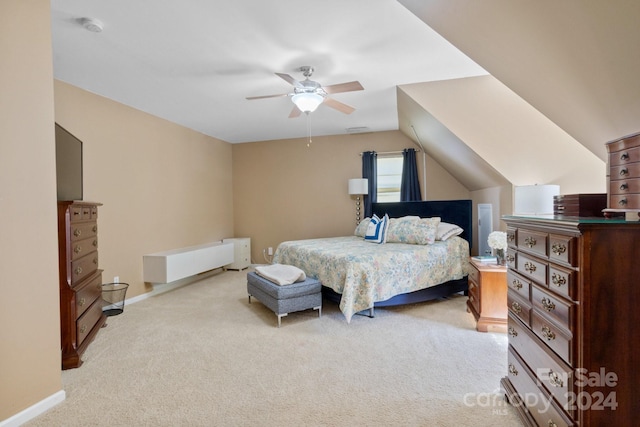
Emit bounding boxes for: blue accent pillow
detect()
[364,214,389,244]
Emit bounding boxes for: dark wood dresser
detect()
[501,215,640,426]
[58,201,105,369]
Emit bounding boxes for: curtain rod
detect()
[359,149,420,156]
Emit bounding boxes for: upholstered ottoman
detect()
[247,272,322,327]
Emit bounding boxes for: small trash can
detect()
[102,282,129,316]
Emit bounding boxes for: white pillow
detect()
[354,217,370,237]
[364,214,389,244]
[436,222,464,241]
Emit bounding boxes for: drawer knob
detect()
[73,229,82,237]
[74,266,83,275]
[511,301,522,314]
[74,245,82,254]
[548,421,558,427]
[79,324,88,334]
[551,273,567,287]
[548,370,564,387]
[93,240,98,247]
[619,168,629,176]
[551,243,566,256]
[508,327,518,337]
[78,297,86,307]
[508,363,518,376]
[542,325,556,341]
[512,279,523,290]
[541,297,556,312]
[620,183,629,191]
[524,236,536,248]
[524,262,537,273]
[507,233,515,242]
[507,254,515,263]
[619,198,628,206]
[93,225,98,232]
[93,258,98,265]
[620,152,630,161]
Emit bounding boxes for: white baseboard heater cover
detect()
[143,241,234,283]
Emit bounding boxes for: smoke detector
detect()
[79,17,103,33]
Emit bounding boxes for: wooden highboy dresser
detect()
[501,215,640,426]
[57,201,106,369]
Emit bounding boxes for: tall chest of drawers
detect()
[501,216,640,426]
[58,201,106,369]
[604,132,640,217]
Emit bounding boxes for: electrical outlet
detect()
[268,247,273,256]
[114,276,119,284]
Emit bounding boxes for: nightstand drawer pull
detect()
[551,273,566,287]
[524,236,536,248]
[508,327,518,337]
[508,364,518,376]
[548,370,564,387]
[512,279,523,290]
[541,297,556,312]
[551,243,566,255]
[524,262,537,273]
[511,302,522,314]
[542,325,556,341]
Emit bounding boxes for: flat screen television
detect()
[55,124,83,201]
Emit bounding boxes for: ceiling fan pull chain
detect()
[307,113,312,147]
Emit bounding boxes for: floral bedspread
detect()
[272,236,469,322]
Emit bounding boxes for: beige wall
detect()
[0,0,62,421]
[232,130,469,263]
[54,81,234,299]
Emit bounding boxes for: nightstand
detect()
[467,258,507,332]
[222,237,251,270]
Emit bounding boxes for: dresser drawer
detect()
[532,285,573,330]
[507,227,517,249]
[507,348,575,427]
[76,298,103,347]
[508,290,531,326]
[507,314,538,360]
[70,221,98,242]
[609,177,640,195]
[609,193,640,210]
[506,248,517,270]
[531,310,574,366]
[507,269,530,300]
[610,163,640,180]
[517,253,547,285]
[548,234,575,267]
[609,143,640,166]
[517,229,547,258]
[71,236,98,261]
[70,252,99,285]
[75,273,102,319]
[549,266,577,303]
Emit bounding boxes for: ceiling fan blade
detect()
[288,105,302,118]
[323,97,356,114]
[246,93,289,100]
[323,81,364,94]
[275,73,302,87]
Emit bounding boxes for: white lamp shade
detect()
[514,185,560,215]
[348,178,369,195]
[291,92,324,113]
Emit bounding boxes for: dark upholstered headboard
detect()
[371,200,472,249]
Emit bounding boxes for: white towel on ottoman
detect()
[255,264,307,285]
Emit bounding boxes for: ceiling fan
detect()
[246,66,364,118]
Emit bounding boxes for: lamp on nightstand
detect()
[348,178,368,224]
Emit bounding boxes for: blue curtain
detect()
[362,151,377,218]
[400,148,422,201]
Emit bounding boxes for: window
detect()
[376,155,403,202]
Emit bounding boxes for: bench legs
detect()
[249,293,322,327]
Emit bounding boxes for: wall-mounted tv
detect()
[55,124,83,201]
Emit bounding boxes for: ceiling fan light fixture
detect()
[291,92,324,113]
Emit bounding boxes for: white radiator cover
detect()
[143,241,234,283]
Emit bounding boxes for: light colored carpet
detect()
[27,270,522,426]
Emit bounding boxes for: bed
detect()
[272,200,472,322]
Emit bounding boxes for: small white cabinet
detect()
[223,237,251,270]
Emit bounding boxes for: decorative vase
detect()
[495,249,506,266]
